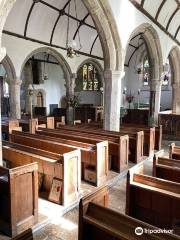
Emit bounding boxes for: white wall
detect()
[21,62,66,115]
[76,91,101,106]
[122,45,173,110]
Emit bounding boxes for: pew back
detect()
[126,164,180,231]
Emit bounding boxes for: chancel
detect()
[0,0,180,239]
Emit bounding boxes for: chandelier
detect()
[66,0,82,58]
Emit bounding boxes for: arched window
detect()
[143,56,150,86]
[37,91,43,107]
[75,63,102,91]
[161,59,170,86]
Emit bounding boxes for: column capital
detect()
[71,73,77,79]
[12,79,22,86]
[150,79,161,91]
[104,69,123,79]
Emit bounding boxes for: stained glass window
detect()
[143,56,150,86]
[78,63,101,91]
[161,60,170,86]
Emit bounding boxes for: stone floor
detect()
[1,139,179,240]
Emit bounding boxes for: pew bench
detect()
[79,185,179,240]
[121,123,162,151]
[169,143,180,160]
[126,163,180,233]
[1,119,22,140]
[38,116,55,129]
[55,125,144,163]
[10,130,108,186]
[153,156,180,183]
[3,141,81,206]
[0,163,38,237]
[37,127,129,173]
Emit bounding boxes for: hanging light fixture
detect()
[66,0,82,58]
[43,52,48,80]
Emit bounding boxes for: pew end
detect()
[78,185,109,240]
[0,163,38,237]
[61,149,81,206]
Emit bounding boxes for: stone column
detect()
[172,83,180,114]
[149,79,162,126]
[9,79,22,119]
[103,70,122,131]
[66,73,76,124]
[0,48,6,165]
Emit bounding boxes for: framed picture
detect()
[48,178,62,204]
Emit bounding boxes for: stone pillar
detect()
[172,82,180,113]
[9,79,22,119]
[0,48,6,165]
[66,73,76,124]
[103,70,122,131]
[149,79,161,126]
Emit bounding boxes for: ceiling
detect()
[125,33,147,67]
[129,0,180,45]
[3,0,103,60]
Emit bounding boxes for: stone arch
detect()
[0,0,122,72]
[0,0,123,130]
[168,46,180,85]
[124,23,163,125]
[125,23,163,81]
[1,54,16,83]
[168,46,180,113]
[20,46,72,93]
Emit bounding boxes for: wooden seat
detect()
[37,127,129,172]
[54,125,143,163]
[3,140,81,206]
[153,155,180,183]
[126,163,180,232]
[79,185,179,240]
[10,130,108,186]
[169,143,180,160]
[1,120,22,139]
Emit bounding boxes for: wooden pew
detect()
[121,123,162,151]
[126,163,180,232]
[54,125,143,164]
[0,163,38,237]
[79,186,179,240]
[36,127,129,172]
[1,119,22,139]
[10,130,108,186]
[153,155,180,183]
[64,124,155,158]
[3,141,81,206]
[19,118,38,134]
[169,143,180,160]
[12,229,33,240]
[38,116,55,129]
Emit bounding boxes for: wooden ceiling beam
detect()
[155,0,166,20]
[129,0,180,46]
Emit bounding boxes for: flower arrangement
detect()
[126,93,134,109]
[67,95,80,108]
[126,94,134,103]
